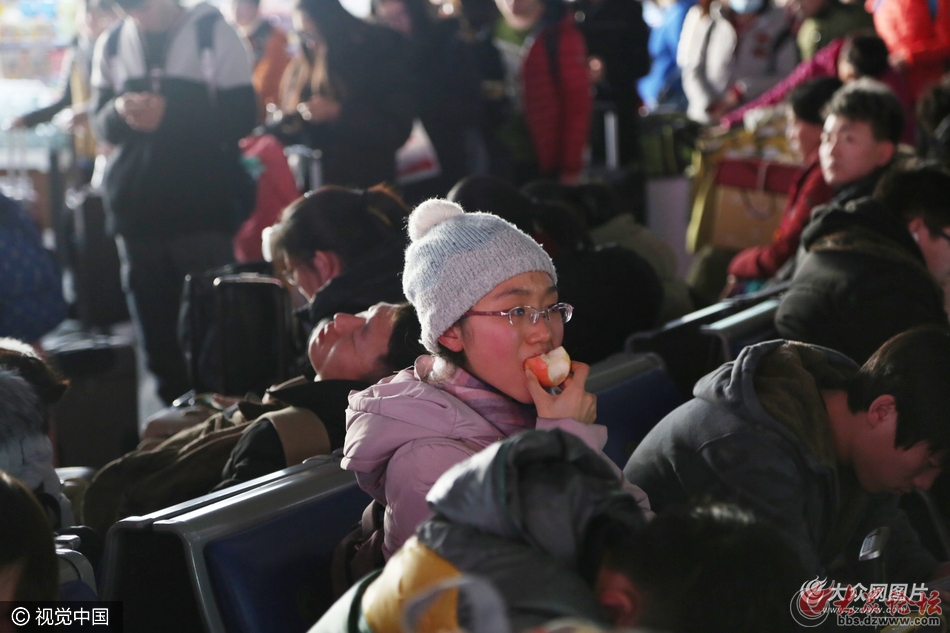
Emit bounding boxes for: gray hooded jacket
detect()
[624,340,937,584]
[416,429,647,631]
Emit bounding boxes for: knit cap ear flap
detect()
[408,199,465,242]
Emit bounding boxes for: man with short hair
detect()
[91,0,257,404]
[775,163,950,363]
[816,78,903,205]
[625,327,950,586]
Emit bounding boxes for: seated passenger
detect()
[267,185,409,330]
[521,180,694,323]
[315,430,804,633]
[626,327,950,586]
[218,302,424,488]
[343,199,651,561]
[725,77,839,291]
[0,471,58,604]
[775,164,950,363]
[0,340,72,528]
[82,303,423,534]
[813,78,903,213]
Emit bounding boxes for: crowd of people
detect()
[6,0,950,628]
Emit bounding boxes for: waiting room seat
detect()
[588,353,683,468]
[100,456,369,633]
[626,283,788,397]
[58,547,97,592]
[699,298,782,363]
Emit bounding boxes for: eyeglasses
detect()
[464,303,573,327]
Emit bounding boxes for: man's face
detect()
[819,115,894,187]
[308,303,398,381]
[851,401,944,494]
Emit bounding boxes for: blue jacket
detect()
[0,194,67,342]
[638,0,694,108]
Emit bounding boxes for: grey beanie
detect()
[403,199,558,353]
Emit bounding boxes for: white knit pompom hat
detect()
[403,199,558,353]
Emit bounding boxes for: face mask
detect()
[729,0,764,14]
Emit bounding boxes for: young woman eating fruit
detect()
[342,198,651,559]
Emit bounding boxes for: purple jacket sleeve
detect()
[721,37,843,129]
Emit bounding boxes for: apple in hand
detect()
[524,347,572,388]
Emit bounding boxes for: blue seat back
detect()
[700,298,781,363]
[206,478,369,633]
[100,457,368,633]
[593,356,683,468]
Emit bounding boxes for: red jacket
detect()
[869,0,950,99]
[728,154,834,279]
[522,17,593,179]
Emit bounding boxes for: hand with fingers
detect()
[526,360,597,424]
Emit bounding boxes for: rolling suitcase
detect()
[179,263,294,397]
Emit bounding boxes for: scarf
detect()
[415,355,537,436]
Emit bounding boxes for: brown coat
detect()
[82,401,329,535]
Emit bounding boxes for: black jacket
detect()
[775,197,948,363]
[272,24,415,188]
[625,341,938,584]
[556,244,664,364]
[777,166,891,281]
[91,4,258,238]
[217,378,369,489]
[401,17,481,202]
[304,237,407,328]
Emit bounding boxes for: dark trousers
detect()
[116,231,235,405]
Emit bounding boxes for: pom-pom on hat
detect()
[403,199,558,354]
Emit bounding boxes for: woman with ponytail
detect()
[268,185,410,326]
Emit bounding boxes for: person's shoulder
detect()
[347,370,457,423]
